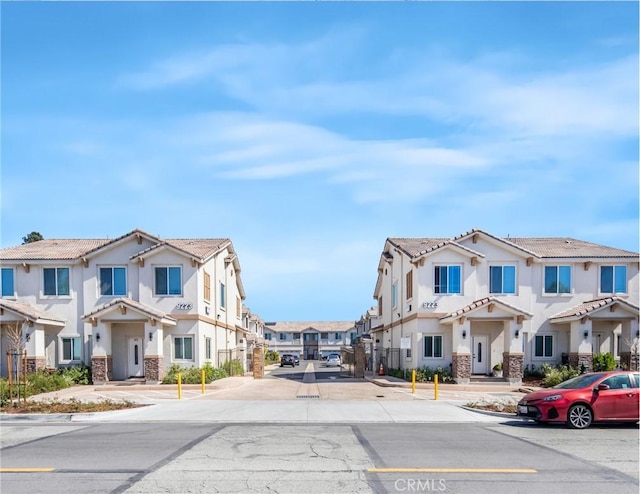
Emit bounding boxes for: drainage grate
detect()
[296,395,320,399]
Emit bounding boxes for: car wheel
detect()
[567,404,593,429]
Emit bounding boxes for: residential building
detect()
[372,228,639,384]
[264,321,357,360]
[0,228,249,383]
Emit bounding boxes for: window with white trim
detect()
[544,266,571,294]
[205,337,212,360]
[392,282,398,308]
[489,265,516,294]
[44,267,70,296]
[434,265,461,294]
[264,333,272,341]
[600,265,627,294]
[155,266,182,296]
[1,267,14,297]
[279,333,287,341]
[99,267,127,296]
[62,337,81,361]
[174,336,193,360]
[423,335,443,358]
[534,334,553,358]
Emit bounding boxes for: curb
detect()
[459,405,519,419]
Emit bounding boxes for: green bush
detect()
[222,359,244,376]
[592,352,617,372]
[541,364,580,387]
[524,364,545,378]
[161,363,229,384]
[265,350,280,364]
[415,366,454,383]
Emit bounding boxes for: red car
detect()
[517,371,640,429]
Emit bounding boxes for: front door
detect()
[128,337,144,378]
[472,335,488,375]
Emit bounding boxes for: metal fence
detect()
[217,348,244,376]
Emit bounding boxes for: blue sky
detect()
[1,2,638,322]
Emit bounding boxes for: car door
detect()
[594,374,638,420]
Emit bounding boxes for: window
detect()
[205,337,212,360]
[44,267,70,296]
[155,266,182,295]
[174,336,193,360]
[1,267,14,297]
[99,267,126,296]
[534,334,553,358]
[236,297,241,317]
[424,335,443,358]
[321,332,329,340]
[600,266,627,294]
[378,296,383,317]
[203,271,211,301]
[62,337,81,361]
[544,266,571,294]
[406,271,413,300]
[489,265,516,294]
[601,374,631,389]
[350,332,357,342]
[334,332,342,340]
[279,333,287,341]
[392,282,398,308]
[264,333,272,341]
[434,265,461,294]
[220,282,226,309]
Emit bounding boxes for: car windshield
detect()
[554,373,604,389]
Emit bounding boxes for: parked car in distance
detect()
[280,354,296,367]
[517,371,640,429]
[326,354,341,368]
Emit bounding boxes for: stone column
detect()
[144,356,164,384]
[92,355,108,384]
[452,353,471,384]
[354,343,365,378]
[26,357,46,373]
[252,345,264,379]
[503,352,524,384]
[568,353,593,373]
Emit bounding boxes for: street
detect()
[1,421,637,494]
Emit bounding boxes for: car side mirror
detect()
[596,383,610,392]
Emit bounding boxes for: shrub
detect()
[524,364,545,378]
[541,364,580,387]
[415,366,454,383]
[592,352,617,372]
[265,350,280,364]
[161,363,229,384]
[222,359,244,376]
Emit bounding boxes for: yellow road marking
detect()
[368,467,537,474]
[0,468,55,473]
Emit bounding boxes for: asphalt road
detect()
[1,421,637,494]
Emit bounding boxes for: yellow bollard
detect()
[434,374,439,401]
[201,369,206,394]
[412,369,416,394]
[177,373,182,400]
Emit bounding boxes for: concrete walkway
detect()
[1,363,529,424]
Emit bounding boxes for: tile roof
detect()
[0,230,232,263]
[264,321,355,333]
[550,297,639,321]
[0,299,66,325]
[388,229,638,260]
[440,296,533,322]
[82,297,177,323]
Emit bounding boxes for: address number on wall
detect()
[422,301,439,309]
[175,303,193,310]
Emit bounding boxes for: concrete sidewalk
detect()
[1,363,528,423]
